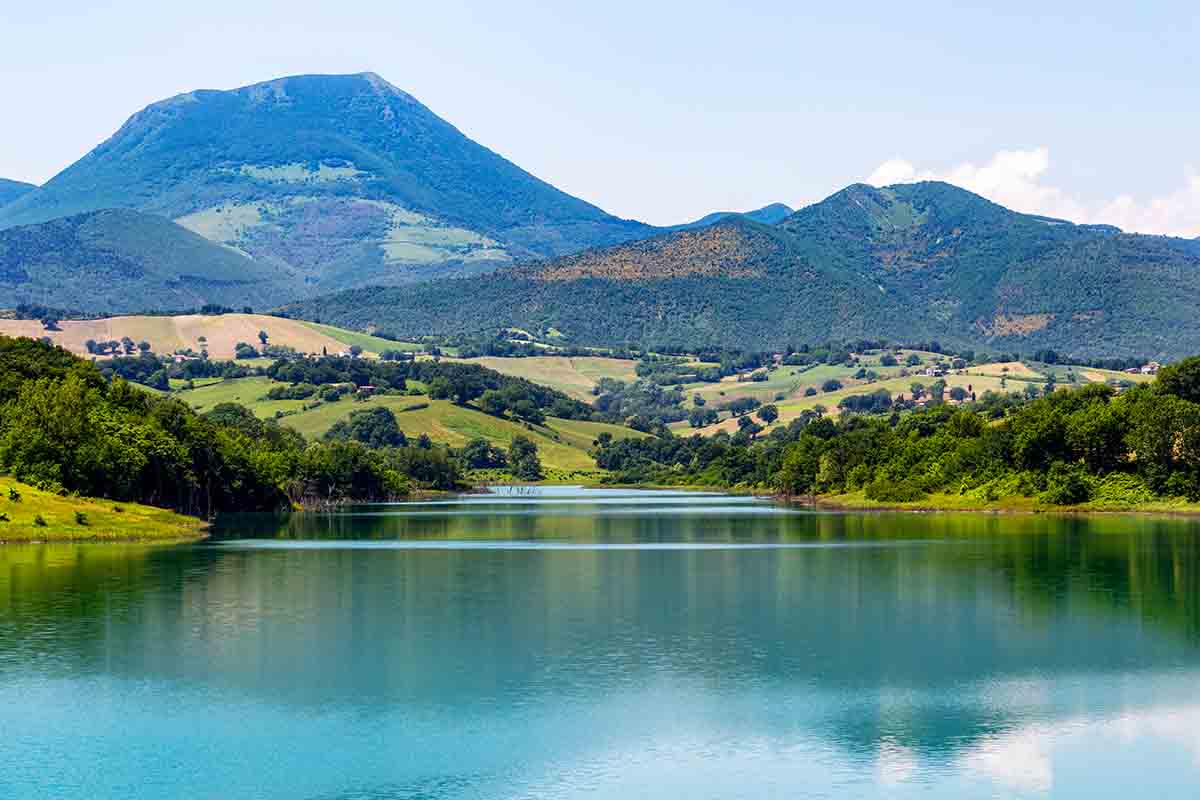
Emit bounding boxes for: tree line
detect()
[594,357,1200,507]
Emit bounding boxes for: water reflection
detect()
[1,487,1198,798]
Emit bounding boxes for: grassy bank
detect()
[806,490,1200,515]
[0,478,206,543]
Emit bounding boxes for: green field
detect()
[297,321,422,355]
[174,377,645,471]
[676,354,1141,437]
[276,395,640,471]
[452,356,638,402]
[0,477,205,543]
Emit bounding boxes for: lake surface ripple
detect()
[2,486,1198,798]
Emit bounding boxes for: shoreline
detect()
[791,491,1200,517]
[0,477,210,545]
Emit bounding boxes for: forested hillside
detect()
[285,217,926,350]
[285,182,1200,359]
[0,209,293,312]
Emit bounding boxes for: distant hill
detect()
[0,72,654,294]
[284,182,1200,359]
[0,209,293,312]
[0,179,36,209]
[673,203,794,230]
[776,182,1200,357]
[283,216,924,349]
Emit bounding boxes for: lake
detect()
[2,486,1198,798]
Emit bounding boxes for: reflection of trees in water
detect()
[2,510,1199,765]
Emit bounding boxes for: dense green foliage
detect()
[0,209,289,312]
[0,337,467,516]
[594,362,1200,507]
[287,183,1200,359]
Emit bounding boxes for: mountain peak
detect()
[0,72,653,294]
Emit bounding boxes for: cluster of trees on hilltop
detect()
[98,352,256,390]
[262,355,593,420]
[594,357,1200,507]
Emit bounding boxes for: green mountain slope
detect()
[776,182,1200,357]
[285,182,1200,358]
[0,179,36,209]
[0,209,293,312]
[283,216,925,349]
[0,72,653,294]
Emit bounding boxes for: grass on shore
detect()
[0,478,206,543]
[807,490,1200,515]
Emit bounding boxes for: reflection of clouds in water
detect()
[959,704,1200,795]
[960,725,1054,793]
[1110,706,1200,766]
[876,740,919,786]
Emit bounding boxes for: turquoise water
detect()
[2,486,1199,798]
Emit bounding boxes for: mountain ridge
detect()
[284,181,1200,358]
[672,202,795,230]
[0,179,36,209]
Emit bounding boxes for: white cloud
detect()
[866,148,1200,238]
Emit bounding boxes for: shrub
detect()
[1040,463,1092,505]
[33,514,47,527]
[74,511,88,526]
[864,478,927,503]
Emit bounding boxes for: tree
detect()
[258,330,269,346]
[137,340,152,353]
[508,435,543,480]
[121,336,136,355]
[234,342,259,359]
[949,386,968,402]
[693,394,706,407]
[757,404,779,425]
[880,354,898,367]
[460,438,507,469]
[349,345,363,358]
[479,390,508,417]
[427,376,453,400]
[1156,356,1200,404]
[325,407,407,448]
[736,415,762,439]
[822,379,843,393]
[905,354,922,367]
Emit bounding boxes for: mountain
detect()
[284,215,924,349]
[0,179,36,209]
[775,182,1200,357]
[285,182,1200,359]
[0,209,293,313]
[673,203,795,230]
[0,72,654,294]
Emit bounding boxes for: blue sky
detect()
[3,1,1197,233]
